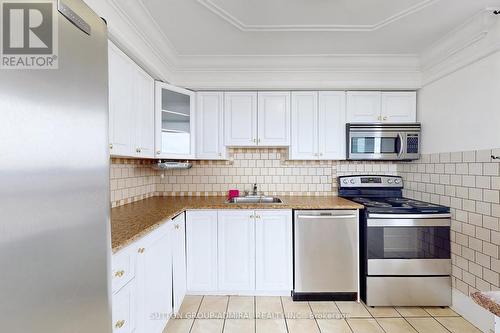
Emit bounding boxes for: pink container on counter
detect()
[227,189,239,200]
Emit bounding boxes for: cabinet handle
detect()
[115,320,125,329]
[377,116,381,121]
[257,138,261,143]
[383,116,387,121]
[174,224,180,230]
[114,270,125,278]
[156,150,161,155]
[255,215,261,219]
[250,215,255,219]
[138,247,145,254]
[252,139,256,143]
[109,143,113,150]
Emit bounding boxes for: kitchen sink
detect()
[227,196,283,204]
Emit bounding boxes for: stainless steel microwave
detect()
[346,123,421,161]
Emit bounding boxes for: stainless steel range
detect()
[339,175,452,307]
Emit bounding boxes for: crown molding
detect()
[421,8,500,86]
[197,0,437,32]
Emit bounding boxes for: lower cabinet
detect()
[171,214,187,314]
[218,210,255,292]
[186,209,293,295]
[186,210,218,292]
[136,223,172,333]
[255,210,293,292]
[112,216,187,333]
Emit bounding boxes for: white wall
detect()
[418,51,500,154]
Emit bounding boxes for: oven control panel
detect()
[338,176,403,188]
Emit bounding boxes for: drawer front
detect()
[112,280,136,333]
[112,247,136,294]
[366,276,451,307]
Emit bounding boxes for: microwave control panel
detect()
[407,135,419,154]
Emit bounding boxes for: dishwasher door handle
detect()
[297,215,357,219]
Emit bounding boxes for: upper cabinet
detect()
[257,92,291,146]
[224,92,290,147]
[196,92,226,159]
[224,92,258,146]
[347,91,416,123]
[155,83,195,159]
[108,42,154,158]
[290,91,345,160]
[381,92,417,123]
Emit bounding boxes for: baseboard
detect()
[451,288,495,333]
[187,290,291,297]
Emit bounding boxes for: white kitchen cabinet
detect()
[257,92,290,146]
[112,279,137,333]
[136,224,172,333]
[318,91,346,160]
[290,91,346,160]
[290,92,318,160]
[196,92,226,159]
[155,83,195,159]
[171,214,187,314]
[108,42,154,158]
[381,92,417,122]
[347,91,416,123]
[255,210,292,293]
[224,92,258,146]
[186,210,218,292]
[346,91,382,123]
[217,210,255,292]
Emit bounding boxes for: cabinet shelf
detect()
[162,109,190,117]
[162,129,189,134]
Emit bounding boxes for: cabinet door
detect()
[155,83,195,159]
[346,91,381,122]
[172,214,187,314]
[217,210,255,292]
[196,92,225,159]
[136,224,172,333]
[318,91,346,160]
[133,67,154,158]
[186,210,218,292]
[108,42,134,157]
[112,280,137,333]
[290,92,318,160]
[224,92,257,146]
[381,92,417,123]
[255,210,292,293]
[257,92,290,146]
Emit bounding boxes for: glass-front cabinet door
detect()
[155,82,195,159]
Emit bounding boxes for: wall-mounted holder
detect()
[492,155,500,160]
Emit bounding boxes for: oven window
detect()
[351,137,398,154]
[367,226,450,259]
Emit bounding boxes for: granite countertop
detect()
[471,291,500,317]
[111,196,363,253]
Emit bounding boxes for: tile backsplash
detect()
[111,148,397,207]
[398,148,500,297]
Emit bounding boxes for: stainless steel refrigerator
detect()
[0,0,111,332]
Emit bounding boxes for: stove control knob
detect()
[350,179,355,184]
[394,179,401,184]
[387,179,393,184]
[342,179,348,184]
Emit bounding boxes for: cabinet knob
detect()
[218,153,222,157]
[114,270,125,278]
[138,247,145,254]
[383,116,388,121]
[109,143,113,150]
[175,224,180,230]
[156,150,161,155]
[115,320,125,329]
[257,138,261,143]
[252,139,256,143]
[319,153,323,157]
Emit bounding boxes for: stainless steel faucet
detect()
[252,183,258,196]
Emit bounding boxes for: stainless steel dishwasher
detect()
[293,210,359,301]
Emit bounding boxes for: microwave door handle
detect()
[397,133,404,157]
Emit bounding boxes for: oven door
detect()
[348,131,404,160]
[366,214,451,276]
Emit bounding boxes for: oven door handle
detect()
[368,213,451,219]
[367,218,451,227]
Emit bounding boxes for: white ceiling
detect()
[141,0,500,56]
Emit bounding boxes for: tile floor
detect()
[163,296,483,333]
